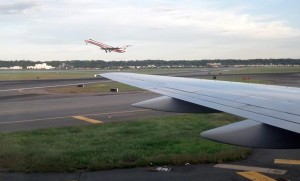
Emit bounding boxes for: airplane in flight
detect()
[85,39,131,53]
[100,72,300,149]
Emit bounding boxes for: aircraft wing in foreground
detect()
[101,72,300,149]
[85,39,130,53]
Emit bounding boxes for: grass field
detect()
[46,81,141,94]
[212,76,272,84]
[1,66,299,81]
[223,66,300,74]
[0,70,101,80]
[45,74,271,94]
[0,113,250,172]
[0,69,196,81]
[44,79,264,94]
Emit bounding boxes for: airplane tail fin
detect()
[121,45,131,50]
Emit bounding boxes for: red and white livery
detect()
[85,39,131,53]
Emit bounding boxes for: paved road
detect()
[0,72,299,180]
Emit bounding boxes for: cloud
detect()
[0,0,300,60]
[145,3,300,39]
[26,1,300,40]
[0,1,39,14]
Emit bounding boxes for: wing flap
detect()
[201,119,300,148]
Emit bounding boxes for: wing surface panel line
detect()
[151,87,300,133]
[159,85,300,117]
[154,86,300,125]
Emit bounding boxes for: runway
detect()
[0,72,299,180]
[0,78,105,91]
[0,91,179,132]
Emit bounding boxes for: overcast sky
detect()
[0,0,300,61]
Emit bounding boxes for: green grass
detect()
[0,69,196,81]
[0,69,185,81]
[45,82,141,94]
[0,113,250,172]
[1,67,299,81]
[0,70,102,80]
[211,76,272,84]
[223,66,300,74]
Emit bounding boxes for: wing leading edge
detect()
[101,72,300,148]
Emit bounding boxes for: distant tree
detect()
[0,59,299,69]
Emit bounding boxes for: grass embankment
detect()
[0,113,250,172]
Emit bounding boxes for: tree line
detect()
[0,59,299,69]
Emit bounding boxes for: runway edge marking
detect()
[274,159,300,165]
[214,164,287,175]
[237,171,276,181]
[72,116,103,124]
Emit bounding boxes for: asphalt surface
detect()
[0,149,299,181]
[0,91,179,132]
[0,72,299,181]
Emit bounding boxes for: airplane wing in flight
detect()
[101,72,300,149]
[85,39,130,53]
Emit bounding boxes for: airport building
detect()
[207,63,221,68]
[27,63,55,70]
[0,66,23,70]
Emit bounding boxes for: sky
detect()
[0,0,300,61]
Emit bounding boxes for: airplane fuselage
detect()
[85,39,128,53]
